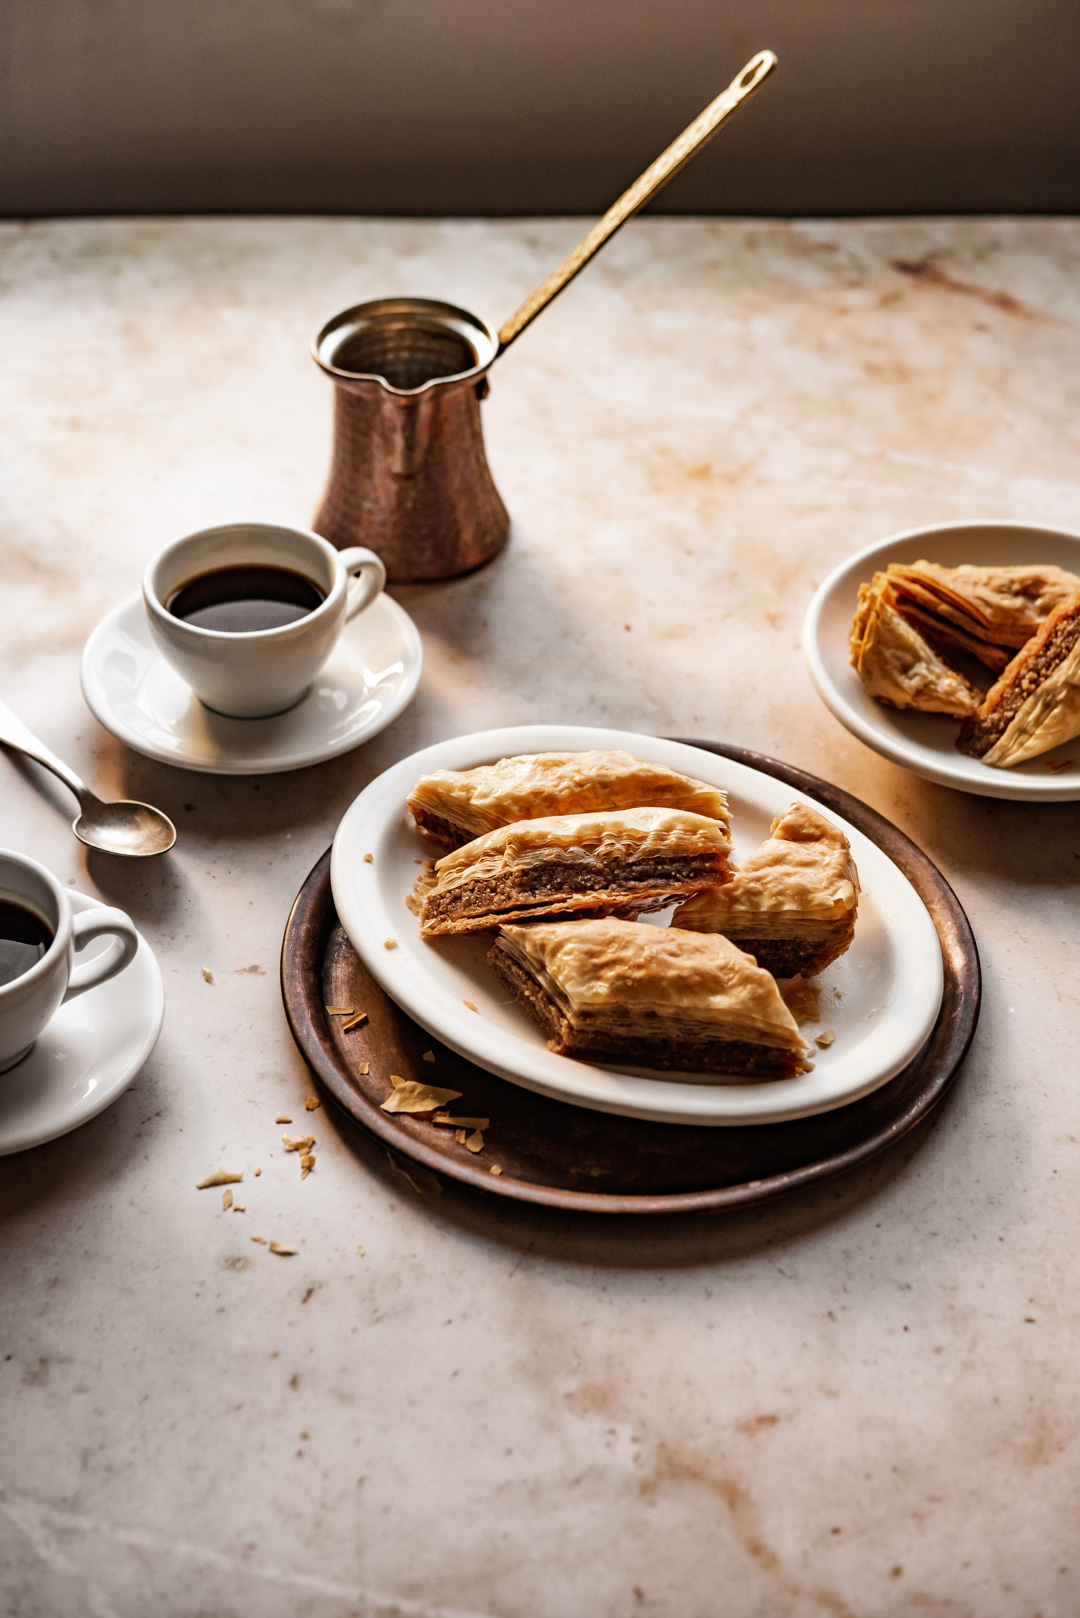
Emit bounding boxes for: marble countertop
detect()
[2,216,1079,1617]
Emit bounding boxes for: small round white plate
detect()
[329,725,944,1126]
[804,519,1080,801]
[0,890,165,1156]
[81,592,423,775]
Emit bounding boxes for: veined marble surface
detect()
[1,217,1079,1618]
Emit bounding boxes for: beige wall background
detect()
[2,0,1078,217]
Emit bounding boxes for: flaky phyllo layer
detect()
[428,807,732,895]
[407,750,730,845]
[675,803,859,940]
[495,919,806,1051]
[849,574,981,716]
[886,560,1080,652]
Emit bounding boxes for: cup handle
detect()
[338,548,387,622]
[62,908,139,1002]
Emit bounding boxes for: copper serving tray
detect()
[280,740,979,1214]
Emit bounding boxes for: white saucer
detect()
[0,890,165,1156]
[81,592,423,775]
[330,725,944,1127]
[803,519,1080,801]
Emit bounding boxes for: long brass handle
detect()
[496,49,778,355]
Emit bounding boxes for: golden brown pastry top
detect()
[849,574,981,716]
[497,918,805,1050]
[675,802,859,930]
[886,560,1080,648]
[408,750,730,840]
[429,807,732,897]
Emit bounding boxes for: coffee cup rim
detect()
[143,523,349,642]
[0,850,72,1000]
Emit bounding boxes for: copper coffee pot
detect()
[312,50,777,583]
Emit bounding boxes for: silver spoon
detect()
[0,698,176,857]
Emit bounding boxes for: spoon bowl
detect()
[74,797,177,857]
[0,698,178,859]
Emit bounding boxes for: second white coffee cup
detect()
[0,850,139,1074]
[143,523,387,719]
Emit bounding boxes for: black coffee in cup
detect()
[0,901,53,988]
[166,566,325,633]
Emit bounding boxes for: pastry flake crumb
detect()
[465,1129,484,1154]
[282,1135,316,1153]
[363,852,374,863]
[201,966,214,983]
[463,1000,478,1012]
[275,1115,293,1125]
[380,1081,463,1114]
[815,1030,836,1049]
[833,987,843,999]
[406,863,441,915]
[357,1243,366,1255]
[305,1095,320,1111]
[422,1050,435,1062]
[254,1167,261,1177]
[433,1113,490,1130]
[269,1242,299,1256]
[384,938,398,950]
[233,1204,245,1213]
[783,979,821,1023]
[325,1006,354,1016]
[490,1164,503,1176]
[358,1062,370,1076]
[456,1128,467,1145]
[196,1170,244,1189]
[1047,757,1079,774]
[222,1188,233,1211]
[300,1153,316,1179]
[341,1011,368,1031]
[251,1236,267,1245]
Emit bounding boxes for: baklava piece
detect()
[849,574,981,716]
[407,749,729,848]
[419,807,731,938]
[957,590,1080,767]
[885,560,1080,661]
[674,802,860,977]
[489,918,810,1078]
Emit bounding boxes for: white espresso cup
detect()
[0,850,140,1074]
[143,522,387,719]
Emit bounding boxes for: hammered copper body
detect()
[312,298,508,583]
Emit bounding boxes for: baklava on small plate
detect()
[804,519,1080,800]
[330,726,943,1125]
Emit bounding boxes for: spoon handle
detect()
[0,698,88,805]
[497,49,777,355]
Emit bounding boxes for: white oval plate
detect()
[804,519,1080,801]
[330,726,944,1126]
[81,592,422,776]
[0,890,165,1156]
